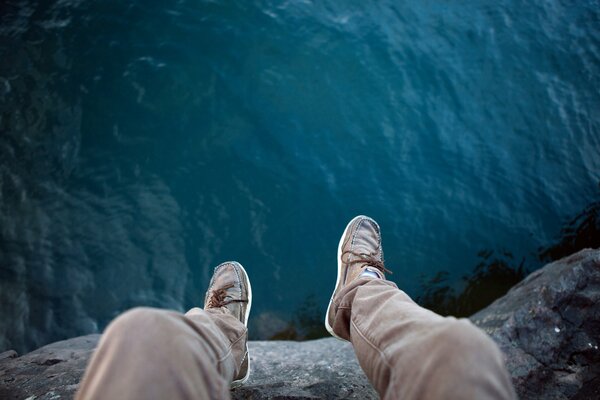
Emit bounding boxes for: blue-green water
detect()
[1,0,599,352]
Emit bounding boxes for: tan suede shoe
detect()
[325,215,391,340]
[204,261,252,387]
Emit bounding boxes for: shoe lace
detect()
[206,283,248,309]
[342,250,393,275]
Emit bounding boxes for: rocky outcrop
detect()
[1,248,599,399]
[471,248,600,399]
[0,335,98,400]
[0,335,376,400]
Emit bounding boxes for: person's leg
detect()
[76,261,252,400]
[326,216,516,400]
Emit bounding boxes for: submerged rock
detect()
[1,248,598,399]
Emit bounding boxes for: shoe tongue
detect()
[346,262,375,282]
[360,267,383,279]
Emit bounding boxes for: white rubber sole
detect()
[324,215,367,341]
[228,261,252,388]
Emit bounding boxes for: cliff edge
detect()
[1,248,599,399]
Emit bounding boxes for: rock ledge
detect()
[1,248,599,399]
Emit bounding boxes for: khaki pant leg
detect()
[331,278,516,400]
[76,306,247,400]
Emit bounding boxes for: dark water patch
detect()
[538,199,600,263]
[417,192,600,318]
[250,295,328,341]
[417,251,527,318]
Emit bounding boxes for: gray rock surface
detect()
[471,248,600,400]
[232,339,377,399]
[0,335,99,400]
[1,248,599,399]
[0,335,376,400]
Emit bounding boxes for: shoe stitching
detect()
[206,263,249,314]
[205,263,226,305]
[330,217,385,333]
[350,218,367,249]
[200,263,250,388]
[344,218,389,276]
[341,251,392,276]
[345,218,367,284]
[231,264,244,320]
[332,217,381,310]
[340,221,357,286]
[349,218,383,261]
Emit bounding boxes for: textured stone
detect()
[233,339,377,399]
[0,335,99,400]
[0,351,17,361]
[471,248,600,400]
